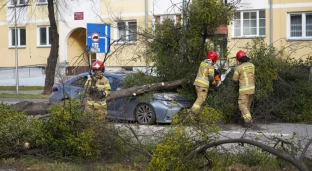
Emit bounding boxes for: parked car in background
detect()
[49,72,192,125]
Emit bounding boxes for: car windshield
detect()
[70,73,126,91]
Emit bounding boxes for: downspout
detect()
[145,0,148,72]
[270,0,273,46]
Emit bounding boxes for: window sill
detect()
[36,3,48,6]
[8,5,28,8]
[37,45,51,48]
[231,36,266,39]
[114,42,137,45]
[9,46,26,49]
[286,38,312,41]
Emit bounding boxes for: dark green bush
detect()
[121,71,159,88]
[0,104,42,157]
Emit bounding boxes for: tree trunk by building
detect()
[42,0,59,95]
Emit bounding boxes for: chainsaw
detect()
[214,62,232,87]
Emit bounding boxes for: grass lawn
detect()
[0,157,140,171]
[0,93,48,99]
[0,86,44,91]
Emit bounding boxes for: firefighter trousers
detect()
[238,93,254,123]
[191,86,208,112]
[85,101,107,120]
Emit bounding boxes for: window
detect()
[9,27,26,47]
[116,20,137,43]
[37,0,50,5]
[37,26,51,46]
[233,10,265,37]
[154,15,181,24]
[11,0,26,6]
[287,12,312,40]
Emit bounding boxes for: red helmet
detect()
[206,50,219,62]
[92,60,105,72]
[236,50,247,60]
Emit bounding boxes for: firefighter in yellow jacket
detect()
[191,50,220,113]
[232,50,255,127]
[84,60,111,119]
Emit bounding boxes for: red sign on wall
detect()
[74,12,84,20]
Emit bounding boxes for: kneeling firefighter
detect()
[84,60,111,118]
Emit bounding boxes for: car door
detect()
[68,75,88,101]
[106,76,135,120]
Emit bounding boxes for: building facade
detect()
[0,0,311,77]
[227,0,312,62]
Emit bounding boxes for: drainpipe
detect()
[270,0,273,46]
[145,0,148,72]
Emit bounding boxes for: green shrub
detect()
[121,71,159,88]
[0,104,42,157]
[148,106,222,171]
[36,100,101,159]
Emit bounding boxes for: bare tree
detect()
[42,0,59,95]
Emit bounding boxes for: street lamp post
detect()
[14,1,19,95]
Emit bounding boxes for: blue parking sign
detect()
[87,23,111,53]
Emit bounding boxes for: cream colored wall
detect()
[0,3,6,22]
[0,23,51,67]
[99,15,150,67]
[28,5,49,20]
[227,3,312,63]
[0,0,51,67]
[101,0,146,15]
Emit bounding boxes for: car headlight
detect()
[157,100,179,107]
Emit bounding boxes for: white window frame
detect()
[10,0,27,6]
[287,12,312,40]
[9,27,26,48]
[232,10,266,38]
[114,20,137,44]
[37,26,51,47]
[36,0,55,5]
[37,0,48,5]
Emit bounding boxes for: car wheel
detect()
[135,104,156,125]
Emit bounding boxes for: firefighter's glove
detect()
[97,90,106,99]
[87,87,97,95]
[87,75,92,81]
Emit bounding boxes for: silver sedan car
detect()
[49,72,192,125]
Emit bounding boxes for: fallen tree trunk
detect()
[106,79,186,103]
[13,79,187,115]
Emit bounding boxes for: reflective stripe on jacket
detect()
[84,76,111,101]
[86,100,107,106]
[232,62,255,94]
[193,61,215,88]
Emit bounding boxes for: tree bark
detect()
[188,138,309,171]
[42,0,59,95]
[106,79,187,103]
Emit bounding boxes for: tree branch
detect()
[187,138,309,171]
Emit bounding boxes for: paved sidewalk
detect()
[0,90,43,94]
